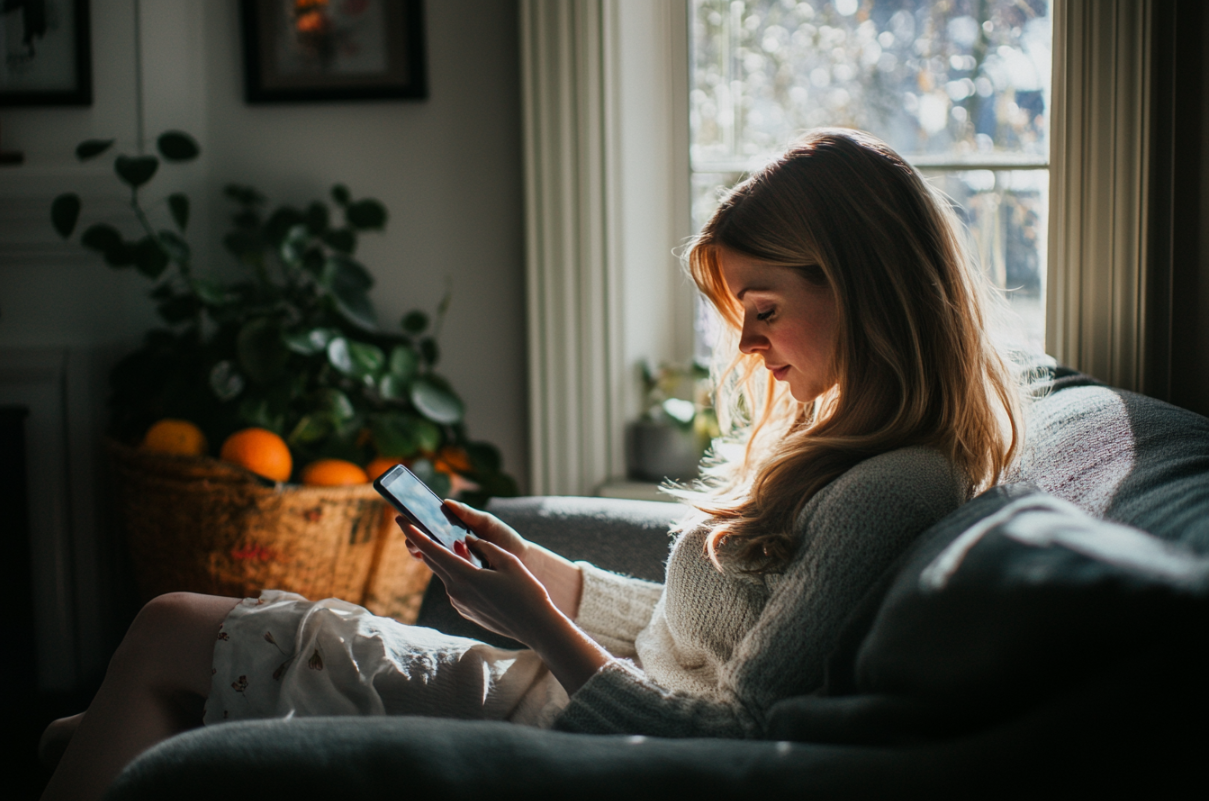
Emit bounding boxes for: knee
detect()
[114,593,216,663]
[134,592,211,633]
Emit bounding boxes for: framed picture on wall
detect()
[0,0,92,106]
[240,0,427,103]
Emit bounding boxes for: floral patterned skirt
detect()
[205,590,568,728]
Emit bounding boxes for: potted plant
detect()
[51,131,517,503]
[625,361,718,483]
[49,131,517,617]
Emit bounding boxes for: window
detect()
[689,0,1052,356]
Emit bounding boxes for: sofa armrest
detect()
[97,715,945,801]
[414,495,688,646]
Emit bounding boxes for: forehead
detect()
[716,248,796,298]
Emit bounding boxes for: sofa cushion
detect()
[768,485,1209,744]
[1015,367,1209,551]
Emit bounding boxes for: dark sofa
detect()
[105,368,1209,799]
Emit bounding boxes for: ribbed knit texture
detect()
[556,446,965,739]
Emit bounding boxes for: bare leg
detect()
[39,711,85,768]
[41,592,241,801]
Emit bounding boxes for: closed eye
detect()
[756,308,775,322]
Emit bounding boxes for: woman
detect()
[42,129,1023,800]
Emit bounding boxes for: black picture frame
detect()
[240,0,427,104]
[0,0,92,107]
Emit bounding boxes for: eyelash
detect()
[756,308,775,322]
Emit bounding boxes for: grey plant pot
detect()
[625,420,703,482]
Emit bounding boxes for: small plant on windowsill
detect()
[625,361,719,483]
[50,131,518,505]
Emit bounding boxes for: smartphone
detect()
[373,464,482,568]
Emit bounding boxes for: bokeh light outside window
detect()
[690,0,1051,360]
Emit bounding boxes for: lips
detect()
[768,365,790,380]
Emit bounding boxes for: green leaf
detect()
[283,327,337,355]
[288,414,331,445]
[156,130,200,162]
[114,155,159,188]
[104,240,138,268]
[388,345,419,381]
[322,256,377,330]
[326,337,354,375]
[347,340,385,378]
[411,417,442,454]
[304,202,329,235]
[370,415,419,459]
[237,318,290,384]
[158,230,191,264]
[265,207,305,247]
[280,224,311,267]
[209,360,245,401]
[134,236,170,278]
[191,277,228,306]
[378,373,407,401]
[168,193,189,231]
[51,193,81,238]
[401,310,429,334]
[302,247,325,277]
[410,378,464,425]
[323,228,356,254]
[419,337,439,366]
[80,223,122,255]
[238,395,285,433]
[75,139,115,160]
[314,388,356,422]
[346,199,387,230]
[331,184,351,206]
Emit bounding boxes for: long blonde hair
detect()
[682,129,1023,570]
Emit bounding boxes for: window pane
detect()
[922,168,1048,355]
[690,0,1051,167]
[690,0,1052,355]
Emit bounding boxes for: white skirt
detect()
[204,590,568,729]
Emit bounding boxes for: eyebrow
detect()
[735,286,774,300]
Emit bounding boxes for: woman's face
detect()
[717,247,839,405]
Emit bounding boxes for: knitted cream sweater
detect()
[554,446,965,739]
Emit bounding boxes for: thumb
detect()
[444,500,499,533]
[466,535,517,568]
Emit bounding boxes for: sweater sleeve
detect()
[573,562,665,659]
[555,447,964,739]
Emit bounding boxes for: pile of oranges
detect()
[138,418,458,486]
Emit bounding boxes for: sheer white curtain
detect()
[520,0,692,496]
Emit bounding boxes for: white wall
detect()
[0,0,527,686]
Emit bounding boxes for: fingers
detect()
[442,499,501,533]
[399,520,470,578]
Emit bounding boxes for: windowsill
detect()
[595,479,680,504]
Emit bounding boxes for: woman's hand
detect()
[404,500,584,618]
[402,519,549,642]
[402,520,610,695]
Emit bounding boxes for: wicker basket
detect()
[108,441,431,624]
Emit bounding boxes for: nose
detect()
[738,314,768,355]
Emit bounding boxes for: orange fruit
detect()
[365,456,401,481]
[433,446,472,476]
[220,428,293,482]
[302,459,369,486]
[141,419,208,456]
